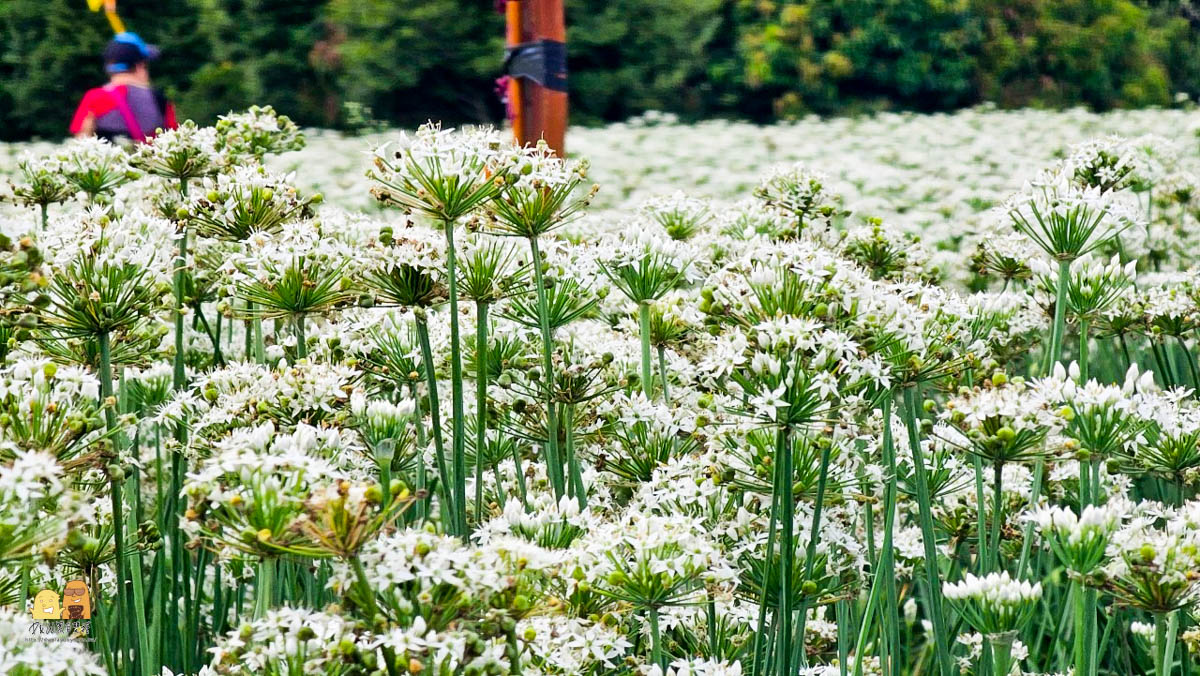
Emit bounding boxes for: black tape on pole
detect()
[503,39,568,92]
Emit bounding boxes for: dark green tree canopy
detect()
[0,0,1196,141]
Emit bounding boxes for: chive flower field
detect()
[2,105,1200,676]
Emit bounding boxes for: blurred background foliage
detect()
[0,0,1197,140]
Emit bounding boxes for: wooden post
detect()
[505,0,567,156]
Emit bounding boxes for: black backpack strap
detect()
[153,88,169,118]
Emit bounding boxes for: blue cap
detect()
[104,32,161,74]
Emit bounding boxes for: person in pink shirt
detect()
[69,32,178,144]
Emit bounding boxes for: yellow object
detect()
[86,0,126,35]
[31,590,61,620]
[105,11,126,34]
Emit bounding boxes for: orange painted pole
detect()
[505,1,525,148]
[506,0,567,155]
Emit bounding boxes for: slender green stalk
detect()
[293,313,307,360]
[1164,610,1180,676]
[253,316,266,364]
[1073,582,1088,676]
[254,557,275,620]
[1017,459,1045,577]
[878,394,902,676]
[99,331,130,673]
[796,442,833,668]
[991,635,1015,676]
[973,455,989,570]
[639,301,653,398]
[851,565,883,676]
[174,198,189,391]
[474,300,489,524]
[649,606,664,670]
[39,202,48,232]
[1045,259,1071,373]
[415,317,455,524]
[443,217,468,537]
[380,447,393,508]
[130,537,153,676]
[751,433,784,674]
[564,403,586,509]
[1079,318,1089,382]
[707,594,719,656]
[528,236,565,499]
[1178,335,1200,390]
[17,563,29,616]
[989,462,1004,571]
[836,599,850,676]
[351,556,401,676]
[1154,612,1169,676]
[657,344,671,403]
[901,386,951,676]
[777,425,795,676]
[411,383,428,521]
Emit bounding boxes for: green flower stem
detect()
[1178,335,1200,390]
[777,424,796,676]
[835,599,850,676]
[474,300,489,525]
[1164,610,1180,676]
[507,625,525,675]
[1073,581,1088,676]
[195,306,223,366]
[380,451,392,508]
[707,594,719,656]
[564,403,586,509]
[253,316,266,364]
[91,566,116,675]
[1045,259,1071,374]
[649,605,664,670]
[751,432,783,672]
[130,541,153,676]
[168,198,193,669]
[851,566,884,676]
[293,313,307,360]
[1084,586,1098,676]
[1016,459,1045,577]
[1079,318,1089,382]
[508,413,529,507]
[173,187,189,391]
[351,556,401,676]
[878,394,902,676]
[99,331,131,673]
[17,563,28,616]
[901,386,951,676]
[254,557,275,620]
[528,235,565,500]
[442,217,468,537]
[991,634,1014,676]
[973,455,989,571]
[989,461,1004,571]
[1081,453,1096,508]
[39,203,48,232]
[639,301,653,398]
[415,316,455,526]
[1154,612,1169,676]
[657,344,671,404]
[243,312,253,362]
[796,442,833,669]
[410,383,428,522]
